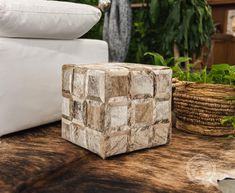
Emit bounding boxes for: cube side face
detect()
[153,68,172,125]
[62,64,172,159]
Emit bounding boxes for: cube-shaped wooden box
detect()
[62,63,172,159]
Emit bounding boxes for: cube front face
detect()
[62,63,172,159]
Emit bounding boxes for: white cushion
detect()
[0,0,101,39]
[0,38,108,136]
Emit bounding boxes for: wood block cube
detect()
[62,63,172,159]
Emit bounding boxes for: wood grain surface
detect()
[0,122,235,193]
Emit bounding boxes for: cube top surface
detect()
[62,63,172,102]
[62,63,172,159]
[63,63,171,72]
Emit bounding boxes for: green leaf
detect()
[175,57,191,66]
[226,135,235,139]
[221,116,235,129]
[150,0,160,24]
[144,52,166,66]
[230,65,235,72]
[211,64,231,71]
[190,72,202,82]
[165,57,174,66]
[201,67,207,83]
[225,96,235,101]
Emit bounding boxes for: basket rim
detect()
[173,79,235,89]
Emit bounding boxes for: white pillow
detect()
[0,0,101,39]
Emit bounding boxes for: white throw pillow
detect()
[0,0,101,39]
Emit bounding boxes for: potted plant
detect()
[173,63,235,136]
[146,53,235,136]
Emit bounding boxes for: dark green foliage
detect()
[149,0,215,57]
[126,6,155,64]
[126,0,169,64]
[144,52,190,67]
[128,0,215,63]
[172,63,235,85]
[221,116,235,129]
[59,0,215,64]
[146,52,235,85]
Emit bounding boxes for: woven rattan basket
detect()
[173,79,235,136]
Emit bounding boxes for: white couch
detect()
[0,38,108,136]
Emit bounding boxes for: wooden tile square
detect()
[86,100,105,131]
[131,99,154,127]
[130,70,154,99]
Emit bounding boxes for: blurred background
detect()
[60,0,235,67]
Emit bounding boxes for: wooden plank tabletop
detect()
[0,122,235,193]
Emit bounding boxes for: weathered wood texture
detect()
[62,63,172,158]
[0,122,235,193]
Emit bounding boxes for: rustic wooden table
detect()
[0,122,234,193]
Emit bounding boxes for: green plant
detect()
[226,135,235,139]
[126,4,157,64]
[59,0,215,64]
[144,52,173,66]
[149,0,215,58]
[172,63,235,85]
[128,21,148,63]
[144,52,190,66]
[221,116,235,128]
[174,62,235,130]
[145,52,235,85]
[221,97,235,130]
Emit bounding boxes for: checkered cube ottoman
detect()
[62,63,172,159]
